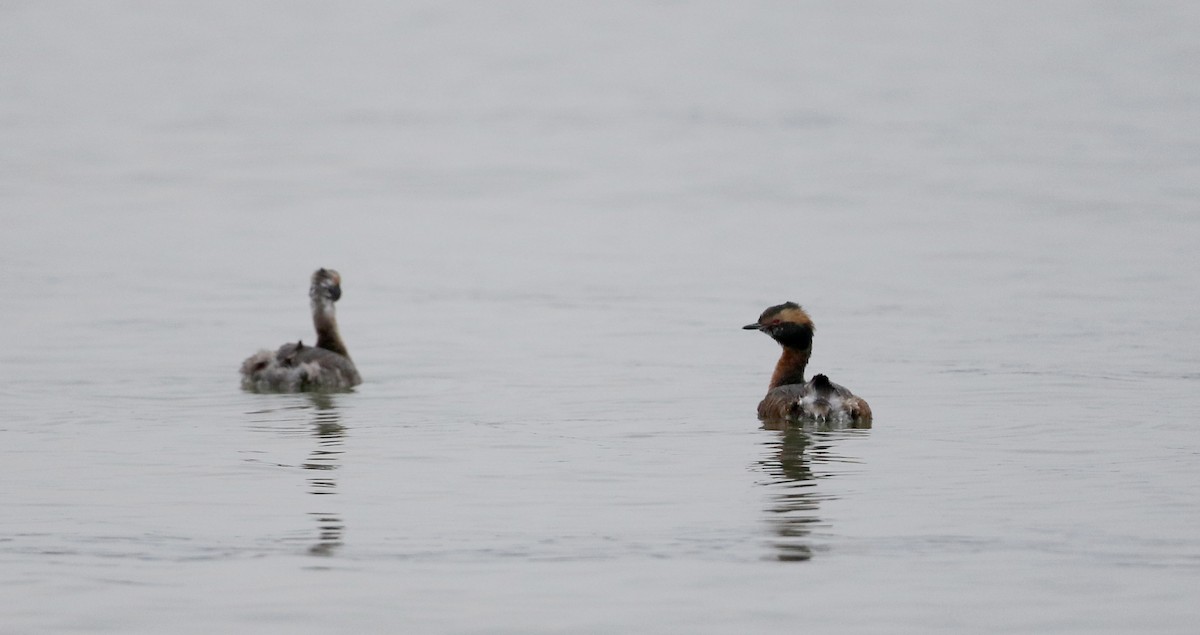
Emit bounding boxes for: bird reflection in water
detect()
[303,393,346,556]
[758,418,870,561]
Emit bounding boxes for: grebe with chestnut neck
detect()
[240,268,361,392]
[743,302,871,424]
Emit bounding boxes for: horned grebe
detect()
[743,302,871,423]
[240,268,362,392]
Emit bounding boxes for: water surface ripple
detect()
[3,1,1199,633]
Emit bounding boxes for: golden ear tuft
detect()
[757,302,814,330]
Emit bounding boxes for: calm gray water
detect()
[3,2,1199,633]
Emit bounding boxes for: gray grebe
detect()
[240,268,361,392]
[743,302,871,423]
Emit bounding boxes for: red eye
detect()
[771,319,781,325]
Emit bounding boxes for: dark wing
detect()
[286,344,362,387]
[758,384,808,420]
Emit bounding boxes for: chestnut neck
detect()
[769,346,810,389]
[312,297,350,359]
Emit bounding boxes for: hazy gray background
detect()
[3,2,1198,633]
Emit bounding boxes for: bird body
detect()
[240,269,361,392]
[744,302,870,424]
